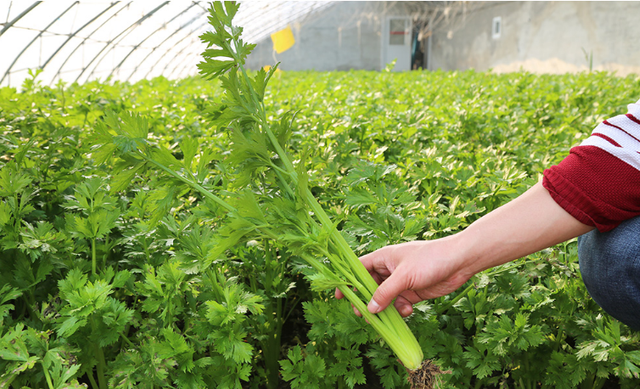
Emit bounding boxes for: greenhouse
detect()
[1,1,639,388]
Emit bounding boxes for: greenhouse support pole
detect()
[427,13,434,71]
[168,51,200,79]
[142,22,206,80]
[78,1,169,83]
[51,2,132,86]
[0,1,41,37]
[44,2,120,85]
[124,15,206,82]
[0,2,79,86]
[154,36,199,79]
[107,2,199,80]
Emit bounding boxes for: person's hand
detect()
[335,235,473,317]
[335,182,595,318]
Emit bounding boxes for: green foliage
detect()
[1,2,640,386]
[280,345,327,388]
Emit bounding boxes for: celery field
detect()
[1,64,640,388]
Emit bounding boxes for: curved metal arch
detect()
[234,1,334,44]
[52,1,132,85]
[168,42,204,80]
[108,2,200,81]
[142,20,208,80]
[124,13,208,82]
[44,2,119,86]
[168,51,201,80]
[0,2,79,86]
[154,36,199,79]
[0,1,41,37]
[80,1,170,83]
[145,35,197,80]
[193,1,208,13]
[165,37,209,79]
[165,48,199,79]
[158,2,335,80]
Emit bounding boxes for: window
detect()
[389,18,407,45]
[492,16,502,39]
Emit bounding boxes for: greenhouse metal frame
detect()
[0,1,333,89]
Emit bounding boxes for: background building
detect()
[246,1,640,76]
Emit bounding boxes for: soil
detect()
[407,359,449,389]
[490,57,640,77]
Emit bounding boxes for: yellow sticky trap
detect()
[262,65,282,73]
[271,26,295,54]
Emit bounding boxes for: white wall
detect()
[245,2,410,72]
[246,1,640,76]
[430,1,640,76]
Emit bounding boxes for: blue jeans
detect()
[578,216,640,330]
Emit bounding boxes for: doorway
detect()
[382,16,412,71]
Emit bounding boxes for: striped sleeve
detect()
[542,99,640,232]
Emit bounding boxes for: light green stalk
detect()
[232,47,423,373]
[202,1,425,371]
[42,363,54,389]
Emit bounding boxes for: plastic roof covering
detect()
[0,1,333,89]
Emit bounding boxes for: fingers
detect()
[360,247,394,277]
[367,268,408,314]
[341,282,415,318]
[339,243,418,317]
[369,270,384,286]
[354,294,414,318]
[336,287,363,317]
[337,248,389,301]
[358,292,414,318]
[394,295,414,317]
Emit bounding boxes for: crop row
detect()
[1,68,639,388]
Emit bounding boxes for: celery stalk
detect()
[198,1,425,372]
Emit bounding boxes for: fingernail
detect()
[368,299,381,314]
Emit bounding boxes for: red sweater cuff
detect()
[542,145,640,232]
[542,170,602,230]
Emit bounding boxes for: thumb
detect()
[367,269,408,314]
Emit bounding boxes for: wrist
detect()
[435,231,483,281]
[452,222,499,275]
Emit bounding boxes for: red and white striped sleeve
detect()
[542,99,640,232]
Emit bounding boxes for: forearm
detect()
[453,181,595,275]
[356,181,596,315]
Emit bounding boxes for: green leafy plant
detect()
[1,16,640,388]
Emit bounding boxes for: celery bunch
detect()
[197,2,424,371]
